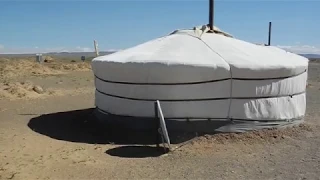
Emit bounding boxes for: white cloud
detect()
[107,48,122,52]
[75,46,93,52]
[277,45,320,54]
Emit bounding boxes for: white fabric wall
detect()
[94,78,231,100]
[94,70,307,120]
[95,90,230,118]
[232,71,307,97]
[95,90,306,121]
[230,93,306,120]
[94,71,307,100]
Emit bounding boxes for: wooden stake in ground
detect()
[94,40,99,57]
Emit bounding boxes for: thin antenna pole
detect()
[209,0,214,30]
[268,22,272,46]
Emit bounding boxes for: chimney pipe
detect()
[209,0,214,31]
[268,22,272,46]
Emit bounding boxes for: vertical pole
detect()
[268,22,272,46]
[36,54,42,63]
[94,40,99,57]
[154,101,160,148]
[209,0,214,31]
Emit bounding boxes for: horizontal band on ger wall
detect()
[95,88,305,102]
[94,69,306,85]
[96,107,304,122]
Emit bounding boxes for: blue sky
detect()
[0,0,319,54]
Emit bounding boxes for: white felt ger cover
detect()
[92,27,309,132]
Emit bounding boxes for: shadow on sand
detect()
[27,108,196,146]
[27,108,232,157]
[105,146,169,158]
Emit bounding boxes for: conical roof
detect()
[93,25,308,83]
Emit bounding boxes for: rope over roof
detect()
[170,25,233,38]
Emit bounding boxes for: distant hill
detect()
[2,51,320,61]
[299,54,320,59]
[45,51,116,57]
[0,51,117,58]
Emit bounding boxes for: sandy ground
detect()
[0,58,320,180]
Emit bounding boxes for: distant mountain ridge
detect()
[1,50,320,60]
[0,51,117,58]
[299,54,320,59]
[45,51,117,57]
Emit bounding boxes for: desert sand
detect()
[1,57,320,180]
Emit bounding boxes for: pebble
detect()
[33,85,44,94]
